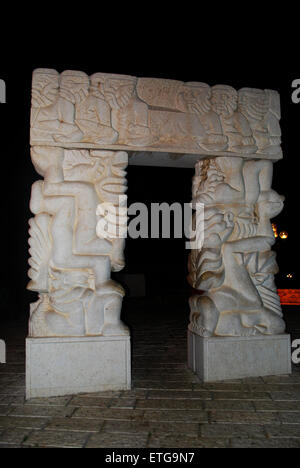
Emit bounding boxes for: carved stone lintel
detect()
[188,156,286,338]
[30,69,282,160]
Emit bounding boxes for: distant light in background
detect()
[278,289,300,305]
[279,231,288,239]
[272,223,278,238]
[286,273,293,279]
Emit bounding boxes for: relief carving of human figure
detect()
[31,69,88,143]
[188,157,285,337]
[238,88,282,155]
[210,85,257,154]
[28,147,128,337]
[176,82,228,152]
[139,81,228,152]
[74,74,119,145]
[100,74,156,147]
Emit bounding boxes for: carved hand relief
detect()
[30,69,282,159]
[27,146,129,338]
[188,156,285,337]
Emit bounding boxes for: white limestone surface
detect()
[26,335,131,398]
[188,157,286,338]
[27,147,129,338]
[30,69,282,161]
[27,69,287,390]
[188,330,291,382]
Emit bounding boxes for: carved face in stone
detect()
[211,85,238,118]
[90,150,128,204]
[238,88,269,121]
[177,83,211,115]
[90,74,106,99]
[257,190,285,220]
[30,146,64,178]
[103,77,137,110]
[32,69,59,108]
[60,71,90,104]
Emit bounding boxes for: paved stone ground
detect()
[0,299,299,448]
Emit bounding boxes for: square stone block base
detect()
[0,339,5,363]
[26,335,131,399]
[188,330,291,382]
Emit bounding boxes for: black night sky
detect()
[0,45,299,320]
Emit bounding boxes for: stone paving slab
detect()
[0,416,49,430]
[44,417,105,432]
[230,438,300,448]
[203,400,256,411]
[136,399,208,410]
[147,434,229,448]
[0,427,32,445]
[209,410,281,424]
[253,400,300,412]
[85,432,149,448]
[22,429,90,448]
[0,307,299,448]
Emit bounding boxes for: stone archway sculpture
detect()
[26,69,291,398]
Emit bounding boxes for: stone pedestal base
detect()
[26,335,131,399]
[0,339,5,363]
[188,330,291,382]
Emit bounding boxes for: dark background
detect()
[0,51,298,321]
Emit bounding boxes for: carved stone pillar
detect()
[187,156,291,381]
[26,146,130,398]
